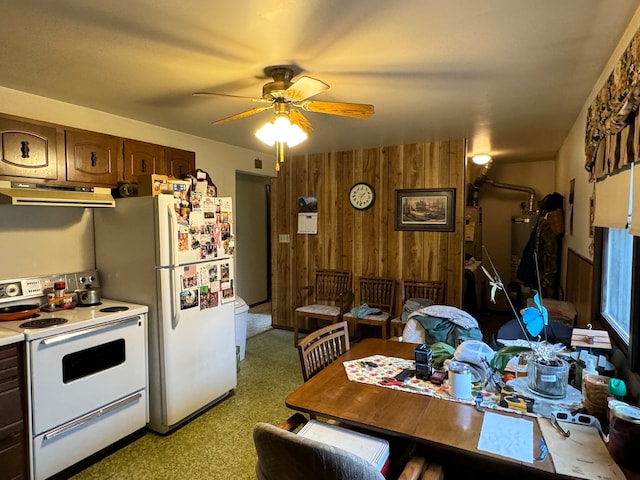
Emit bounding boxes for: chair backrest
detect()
[402,280,445,304]
[358,276,396,315]
[253,421,384,480]
[297,321,350,381]
[314,269,352,303]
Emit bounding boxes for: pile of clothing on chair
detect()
[402,304,482,346]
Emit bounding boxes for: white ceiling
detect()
[1,0,638,163]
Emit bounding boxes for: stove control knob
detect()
[4,283,20,297]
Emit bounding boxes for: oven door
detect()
[29,314,147,435]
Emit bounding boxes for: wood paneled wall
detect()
[565,248,593,327]
[269,139,466,329]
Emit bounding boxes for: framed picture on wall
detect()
[394,188,456,231]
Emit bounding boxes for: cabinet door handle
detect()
[141,159,146,172]
[91,151,97,167]
[20,141,30,158]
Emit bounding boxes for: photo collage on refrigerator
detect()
[176,193,235,311]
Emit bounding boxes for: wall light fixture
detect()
[471,154,492,165]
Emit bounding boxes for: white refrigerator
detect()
[94,194,237,433]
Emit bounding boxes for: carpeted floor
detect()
[70,328,301,480]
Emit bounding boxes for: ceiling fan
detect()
[194,66,375,130]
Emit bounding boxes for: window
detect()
[601,228,633,344]
[598,226,640,371]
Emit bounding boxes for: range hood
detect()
[0,181,115,207]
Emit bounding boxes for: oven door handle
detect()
[42,392,143,441]
[41,316,141,346]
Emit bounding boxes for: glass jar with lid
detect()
[608,401,640,472]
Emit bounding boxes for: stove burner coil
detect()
[99,306,130,313]
[19,318,68,329]
[77,302,102,307]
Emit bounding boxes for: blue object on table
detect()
[522,292,549,337]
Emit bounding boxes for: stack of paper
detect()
[297,420,390,475]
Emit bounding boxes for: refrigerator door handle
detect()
[167,203,178,267]
[167,204,180,329]
[170,266,180,329]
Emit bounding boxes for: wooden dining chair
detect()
[343,276,396,339]
[390,280,445,338]
[297,321,350,382]
[253,413,441,480]
[293,269,353,346]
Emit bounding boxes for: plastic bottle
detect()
[583,357,598,376]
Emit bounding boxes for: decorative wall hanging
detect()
[297,195,318,234]
[394,188,455,232]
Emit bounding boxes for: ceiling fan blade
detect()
[298,100,374,119]
[285,76,329,101]
[212,105,273,125]
[194,92,271,103]
[289,110,313,134]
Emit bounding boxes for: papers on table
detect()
[537,418,625,479]
[477,412,533,463]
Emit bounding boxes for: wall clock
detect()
[348,182,375,210]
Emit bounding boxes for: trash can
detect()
[234,297,249,361]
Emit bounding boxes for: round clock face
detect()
[349,182,375,210]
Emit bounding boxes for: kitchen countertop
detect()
[0,325,23,346]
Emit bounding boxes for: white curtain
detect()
[593,168,631,228]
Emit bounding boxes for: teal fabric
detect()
[413,314,482,347]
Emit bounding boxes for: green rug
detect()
[71,328,301,480]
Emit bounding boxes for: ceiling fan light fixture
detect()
[255,114,308,147]
[471,154,492,165]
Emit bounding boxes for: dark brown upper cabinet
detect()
[0,113,197,188]
[122,139,166,183]
[0,116,59,181]
[65,129,120,186]
[166,147,196,180]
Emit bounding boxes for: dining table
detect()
[285,338,639,480]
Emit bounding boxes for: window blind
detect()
[630,165,640,235]
[593,168,631,229]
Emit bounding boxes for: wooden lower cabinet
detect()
[65,129,120,186]
[0,343,28,480]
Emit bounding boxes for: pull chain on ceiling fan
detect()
[194,66,374,171]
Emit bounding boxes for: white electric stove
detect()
[0,271,149,480]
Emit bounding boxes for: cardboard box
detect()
[297,420,390,475]
[138,174,168,196]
